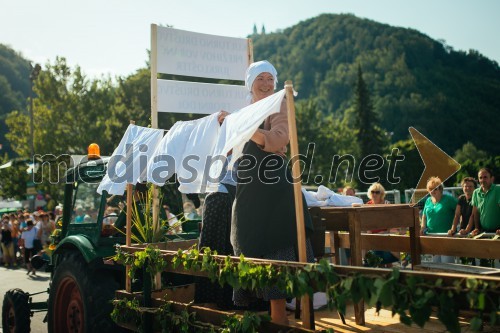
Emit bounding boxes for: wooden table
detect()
[308,204,421,325]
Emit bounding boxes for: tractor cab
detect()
[50,144,125,268]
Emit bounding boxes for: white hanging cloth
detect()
[97,124,164,195]
[209,89,286,180]
[146,112,221,193]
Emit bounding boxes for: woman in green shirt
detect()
[421,176,457,263]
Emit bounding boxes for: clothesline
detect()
[97,90,286,196]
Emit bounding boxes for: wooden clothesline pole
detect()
[285,81,312,329]
[150,24,163,289]
[125,120,136,293]
[150,23,160,232]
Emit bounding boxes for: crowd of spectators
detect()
[0,203,59,275]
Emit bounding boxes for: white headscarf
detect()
[245,60,278,102]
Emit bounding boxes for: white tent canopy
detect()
[0,199,23,209]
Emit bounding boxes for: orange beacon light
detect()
[87,143,100,160]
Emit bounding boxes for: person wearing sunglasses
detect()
[366,183,390,205]
[364,182,399,267]
[367,182,391,234]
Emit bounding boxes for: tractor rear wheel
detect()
[48,252,120,333]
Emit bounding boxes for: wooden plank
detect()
[420,236,500,259]
[415,263,500,276]
[332,232,341,264]
[358,209,415,230]
[314,204,413,214]
[348,210,365,325]
[411,207,421,266]
[310,205,416,231]
[129,239,197,251]
[310,215,326,257]
[347,212,361,266]
[323,214,349,231]
[337,233,409,252]
[335,234,500,261]
[163,239,198,251]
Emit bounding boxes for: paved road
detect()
[0,265,50,333]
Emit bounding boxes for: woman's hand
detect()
[218,111,229,124]
[471,228,480,236]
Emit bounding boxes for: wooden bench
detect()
[328,233,500,275]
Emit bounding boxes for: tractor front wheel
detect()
[2,288,31,333]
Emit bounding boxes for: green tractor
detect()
[2,149,199,333]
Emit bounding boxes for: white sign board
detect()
[156,27,249,80]
[157,80,248,114]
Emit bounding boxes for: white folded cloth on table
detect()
[302,185,363,207]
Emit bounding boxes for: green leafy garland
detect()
[111,298,143,331]
[113,245,499,333]
[115,244,169,279]
[111,297,270,333]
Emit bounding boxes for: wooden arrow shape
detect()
[409,127,461,205]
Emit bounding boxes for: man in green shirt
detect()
[462,168,500,235]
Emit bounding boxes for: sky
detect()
[1,0,499,79]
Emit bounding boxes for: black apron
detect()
[231,140,313,258]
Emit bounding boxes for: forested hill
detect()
[252,13,500,156]
[0,44,31,156]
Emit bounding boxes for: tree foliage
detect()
[450,143,500,185]
[0,154,30,200]
[351,65,386,158]
[295,97,357,186]
[453,141,488,164]
[5,57,117,157]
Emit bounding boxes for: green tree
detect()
[453,141,488,164]
[295,97,357,187]
[5,57,117,157]
[104,68,152,154]
[351,65,386,158]
[451,155,500,185]
[389,138,425,195]
[0,154,30,200]
[4,58,118,200]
